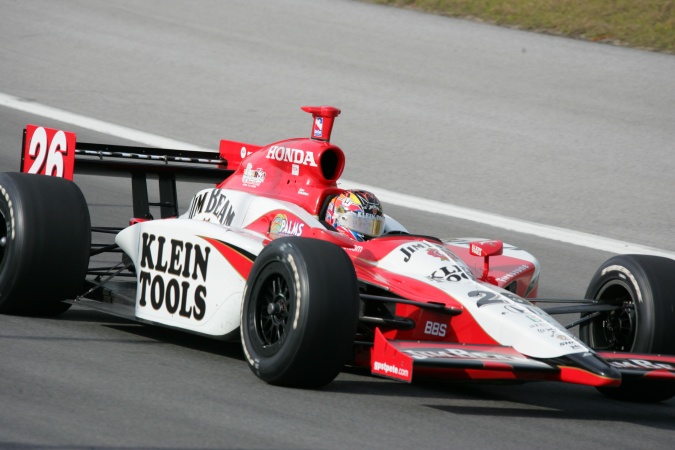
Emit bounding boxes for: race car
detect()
[2,106,675,402]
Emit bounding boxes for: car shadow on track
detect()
[50,306,134,324]
[55,307,675,432]
[427,402,675,430]
[329,372,675,431]
[55,306,246,361]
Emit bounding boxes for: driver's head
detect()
[325,190,385,241]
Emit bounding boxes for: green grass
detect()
[370,0,675,53]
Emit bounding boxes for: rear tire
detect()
[240,237,359,388]
[0,172,91,316]
[581,254,675,402]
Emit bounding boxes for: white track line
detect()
[2,91,673,259]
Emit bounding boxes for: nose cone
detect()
[557,352,622,386]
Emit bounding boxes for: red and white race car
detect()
[2,106,675,402]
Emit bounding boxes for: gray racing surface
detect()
[1,1,674,448]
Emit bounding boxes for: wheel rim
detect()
[251,263,293,355]
[588,280,637,351]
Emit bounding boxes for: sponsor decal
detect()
[0,185,15,240]
[537,327,558,335]
[503,304,526,314]
[138,233,209,320]
[372,361,410,379]
[424,321,447,337]
[470,243,483,256]
[470,240,502,257]
[554,333,580,348]
[496,264,530,283]
[266,145,318,167]
[405,348,520,362]
[533,325,584,349]
[609,359,675,371]
[269,214,305,237]
[292,164,299,176]
[470,290,529,308]
[428,265,470,283]
[241,163,266,188]
[297,188,309,196]
[427,248,449,261]
[239,146,249,158]
[559,340,582,349]
[187,189,236,226]
[313,117,323,138]
[400,242,433,262]
[400,242,456,263]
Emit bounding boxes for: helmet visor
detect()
[337,212,385,237]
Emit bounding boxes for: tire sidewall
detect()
[0,175,34,312]
[242,246,311,380]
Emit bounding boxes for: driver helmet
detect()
[325,190,385,241]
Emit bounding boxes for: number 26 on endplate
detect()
[21,125,76,180]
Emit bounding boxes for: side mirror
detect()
[469,240,503,283]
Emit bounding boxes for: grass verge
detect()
[370,0,675,53]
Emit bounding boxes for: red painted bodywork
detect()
[206,107,552,384]
[22,125,76,180]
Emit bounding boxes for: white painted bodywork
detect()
[116,187,589,357]
[115,187,322,338]
[376,240,589,359]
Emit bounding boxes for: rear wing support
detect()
[74,142,233,219]
[127,172,178,219]
[131,173,154,219]
[159,174,178,218]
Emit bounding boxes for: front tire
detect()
[241,237,359,388]
[0,172,91,316]
[581,254,675,354]
[581,254,675,401]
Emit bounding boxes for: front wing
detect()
[371,329,675,388]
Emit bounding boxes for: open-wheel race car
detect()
[2,106,675,402]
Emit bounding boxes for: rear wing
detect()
[21,124,235,219]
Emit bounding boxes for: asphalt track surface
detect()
[1,1,674,449]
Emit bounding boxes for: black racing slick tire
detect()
[581,254,675,402]
[241,237,359,388]
[581,254,675,354]
[0,172,91,316]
